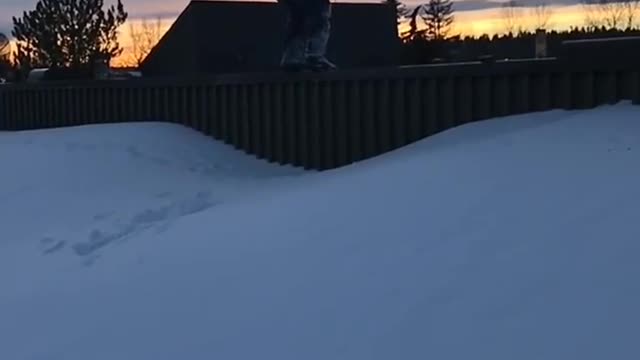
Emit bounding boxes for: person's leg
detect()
[304,0,335,70]
[279,0,307,70]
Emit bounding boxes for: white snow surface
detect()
[1,103,640,360]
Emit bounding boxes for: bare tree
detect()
[531,2,554,30]
[622,0,640,28]
[127,17,164,67]
[582,0,626,29]
[421,0,455,40]
[501,0,525,34]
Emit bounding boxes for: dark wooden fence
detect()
[1,58,639,170]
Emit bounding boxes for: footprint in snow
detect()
[40,237,66,255]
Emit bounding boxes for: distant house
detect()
[140,0,400,77]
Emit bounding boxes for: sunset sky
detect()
[0,0,605,65]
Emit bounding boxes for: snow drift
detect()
[1,103,640,360]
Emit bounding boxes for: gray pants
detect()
[278,0,331,65]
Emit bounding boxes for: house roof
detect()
[141,0,400,75]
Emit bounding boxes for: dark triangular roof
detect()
[141,0,400,76]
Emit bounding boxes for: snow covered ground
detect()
[1,102,640,360]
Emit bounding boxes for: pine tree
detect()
[421,0,455,40]
[11,0,128,70]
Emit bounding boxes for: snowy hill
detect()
[1,103,640,360]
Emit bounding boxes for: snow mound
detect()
[1,103,640,360]
[0,122,304,267]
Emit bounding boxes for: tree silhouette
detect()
[582,0,626,29]
[126,17,164,67]
[397,24,640,65]
[501,0,525,34]
[11,0,128,70]
[531,2,554,30]
[622,0,640,28]
[421,0,455,40]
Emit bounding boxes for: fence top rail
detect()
[0,56,637,91]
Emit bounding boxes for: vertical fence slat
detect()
[283,81,295,165]
[8,89,19,131]
[5,90,11,130]
[297,81,310,167]
[250,83,262,159]
[273,83,285,165]
[407,78,422,143]
[128,86,136,123]
[633,71,640,105]
[9,90,16,130]
[456,76,473,125]
[30,88,37,129]
[347,79,362,163]
[334,80,348,167]
[392,78,407,149]
[181,86,190,127]
[515,73,530,114]
[19,89,27,130]
[532,73,551,112]
[473,76,491,121]
[236,83,245,148]
[49,87,57,127]
[117,86,126,123]
[0,89,7,130]
[321,80,335,169]
[596,70,617,105]
[261,83,274,163]
[441,76,456,130]
[18,89,25,129]
[218,84,228,141]
[133,85,142,122]
[561,72,573,109]
[308,80,321,169]
[24,89,31,129]
[362,79,376,160]
[93,86,101,124]
[201,85,212,136]
[79,86,87,125]
[216,84,227,141]
[147,87,156,122]
[578,71,595,109]
[425,78,439,136]
[240,84,252,153]
[376,79,391,155]
[492,75,509,117]
[287,82,299,166]
[57,87,65,127]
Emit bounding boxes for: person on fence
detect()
[278,0,336,72]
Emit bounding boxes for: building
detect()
[140,0,401,77]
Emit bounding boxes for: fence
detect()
[1,58,639,170]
